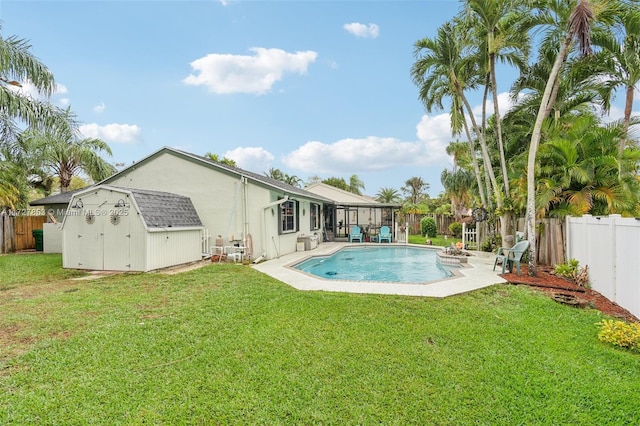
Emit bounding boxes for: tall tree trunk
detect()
[526,35,573,276]
[460,89,502,211]
[620,84,635,152]
[461,107,488,207]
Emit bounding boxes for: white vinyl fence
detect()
[566,214,640,320]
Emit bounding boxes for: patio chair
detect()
[212,235,227,262]
[378,226,392,243]
[349,225,363,243]
[493,240,530,275]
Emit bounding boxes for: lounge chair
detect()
[349,225,363,243]
[493,240,530,275]
[378,226,392,243]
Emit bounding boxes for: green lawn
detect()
[1,254,639,424]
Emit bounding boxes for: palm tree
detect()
[349,174,365,195]
[265,167,285,181]
[206,152,237,167]
[411,20,489,208]
[445,141,471,172]
[402,176,429,205]
[23,113,116,192]
[376,187,402,203]
[0,25,69,145]
[441,169,474,221]
[413,20,508,240]
[537,114,640,217]
[524,0,622,275]
[463,0,530,196]
[590,4,640,152]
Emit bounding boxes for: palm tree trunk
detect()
[526,34,573,276]
[461,107,488,207]
[490,54,509,194]
[620,84,635,152]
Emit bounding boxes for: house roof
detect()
[30,188,84,206]
[305,183,402,207]
[305,183,380,205]
[69,185,203,229]
[100,147,333,204]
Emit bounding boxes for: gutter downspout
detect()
[241,176,249,248]
[259,196,289,261]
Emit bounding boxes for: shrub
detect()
[597,320,640,353]
[449,222,462,238]
[554,259,590,287]
[421,217,437,238]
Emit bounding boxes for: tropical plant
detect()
[376,187,402,203]
[206,152,237,167]
[349,175,365,195]
[322,177,349,191]
[441,169,474,221]
[590,3,640,152]
[22,111,116,192]
[401,176,429,205]
[523,0,622,275]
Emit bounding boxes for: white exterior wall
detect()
[566,214,640,320]
[106,153,248,252]
[145,229,203,271]
[104,151,324,261]
[43,222,62,253]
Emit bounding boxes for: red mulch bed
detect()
[500,265,639,323]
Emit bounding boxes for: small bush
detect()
[555,259,590,287]
[597,320,640,353]
[449,222,462,238]
[421,217,437,238]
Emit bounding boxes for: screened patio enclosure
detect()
[323,203,401,242]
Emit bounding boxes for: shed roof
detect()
[125,187,203,228]
[67,185,203,229]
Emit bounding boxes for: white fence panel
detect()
[566,215,640,320]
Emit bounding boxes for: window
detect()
[310,203,321,230]
[279,199,298,234]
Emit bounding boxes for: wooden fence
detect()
[0,213,47,253]
[407,214,565,266]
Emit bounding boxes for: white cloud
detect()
[8,80,40,99]
[93,101,106,113]
[79,123,141,144]
[183,47,318,95]
[55,83,68,95]
[59,98,70,106]
[224,147,274,171]
[282,132,446,175]
[343,22,379,39]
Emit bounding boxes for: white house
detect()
[96,147,332,262]
[62,185,203,272]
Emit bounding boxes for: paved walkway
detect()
[252,242,507,298]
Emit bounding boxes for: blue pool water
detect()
[292,246,459,284]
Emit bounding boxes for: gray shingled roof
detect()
[124,187,203,228]
[30,188,86,206]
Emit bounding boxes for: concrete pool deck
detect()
[252,242,508,298]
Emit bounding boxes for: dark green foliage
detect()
[421,216,437,237]
[449,221,462,237]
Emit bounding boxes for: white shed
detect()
[62,185,204,272]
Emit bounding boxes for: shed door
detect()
[103,210,131,271]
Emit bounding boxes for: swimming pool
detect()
[292,246,460,284]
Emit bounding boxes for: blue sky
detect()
[2,1,635,197]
